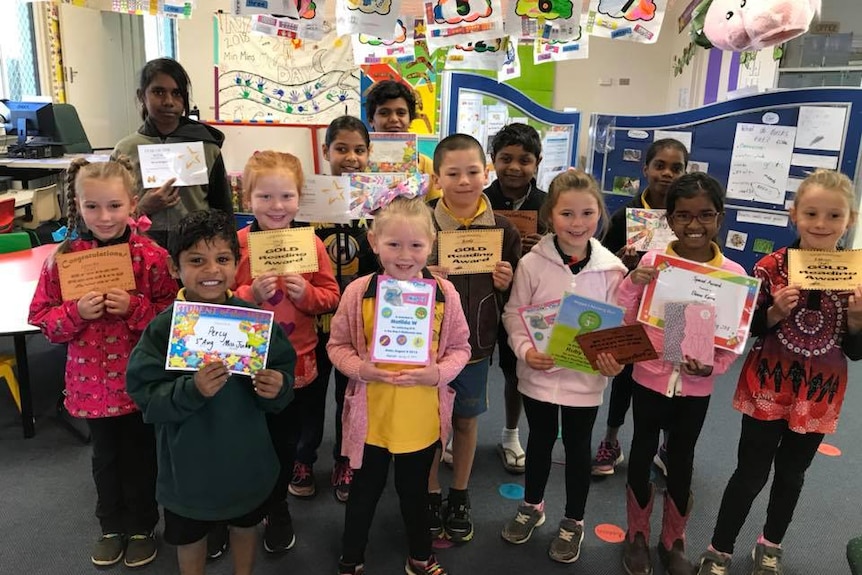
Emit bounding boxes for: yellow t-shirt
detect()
[440,195,487,228]
[362,285,444,453]
[666,241,723,267]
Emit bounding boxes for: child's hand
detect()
[772,285,801,319]
[194,362,230,397]
[104,288,131,316]
[594,352,624,377]
[427,265,449,279]
[77,291,105,320]
[493,261,514,291]
[525,348,555,371]
[252,369,283,398]
[138,177,179,214]
[616,245,640,271]
[282,274,308,302]
[847,285,862,332]
[392,362,440,386]
[681,357,713,377]
[358,361,400,384]
[522,233,543,254]
[252,272,280,304]
[629,265,658,286]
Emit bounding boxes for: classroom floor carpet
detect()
[0,333,857,574]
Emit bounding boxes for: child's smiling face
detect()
[171,237,238,304]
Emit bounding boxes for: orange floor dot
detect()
[595,523,626,543]
[818,443,842,457]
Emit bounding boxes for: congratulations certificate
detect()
[166,301,274,376]
[637,254,761,352]
[370,276,436,365]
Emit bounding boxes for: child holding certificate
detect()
[695,170,862,575]
[126,210,296,575]
[29,157,178,568]
[327,197,471,575]
[500,170,627,563]
[618,173,745,575]
[232,151,340,554]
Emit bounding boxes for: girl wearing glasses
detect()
[617,173,746,575]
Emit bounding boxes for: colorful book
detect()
[663,302,715,365]
[517,300,560,354]
[546,292,625,373]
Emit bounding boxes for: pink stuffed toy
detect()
[702,0,820,52]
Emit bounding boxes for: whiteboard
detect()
[215,123,328,175]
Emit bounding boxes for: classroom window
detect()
[0,2,40,100]
[143,15,178,61]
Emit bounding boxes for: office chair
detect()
[0,196,14,233]
[52,103,94,154]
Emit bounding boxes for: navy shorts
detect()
[163,500,269,546]
[449,358,490,418]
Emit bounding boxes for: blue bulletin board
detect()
[587,88,862,272]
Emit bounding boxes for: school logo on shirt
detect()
[322,234,360,277]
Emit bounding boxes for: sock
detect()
[502,427,524,454]
[524,500,545,513]
[757,534,781,549]
[707,544,732,560]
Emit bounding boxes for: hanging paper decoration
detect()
[422,0,505,51]
[585,0,667,43]
[444,37,506,71]
[534,20,588,63]
[505,0,582,41]
[233,0,295,15]
[248,0,325,40]
[498,36,521,81]
[352,19,415,64]
[336,0,402,38]
[108,0,194,15]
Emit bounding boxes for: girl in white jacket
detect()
[500,170,627,563]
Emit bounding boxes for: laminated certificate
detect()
[166,301,274,376]
[370,276,436,365]
[138,141,208,187]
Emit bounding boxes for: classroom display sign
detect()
[788,249,862,291]
[585,0,668,44]
[352,19,416,65]
[625,208,675,251]
[517,300,560,354]
[166,301,274,376]
[437,228,504,275]
[370,276,436,365]
[423,0,505,51]
[546,292,625,373]
[637,254,760,353]
[247,227,320,277]
[55,244,137,302]
[368,133,419,172]
[336,0,403,38]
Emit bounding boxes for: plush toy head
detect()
[700,0,821,52]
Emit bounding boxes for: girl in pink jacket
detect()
[327,197,470,575]
[28,157,177,568]
[618,173,745,575]
[500,170,627,564]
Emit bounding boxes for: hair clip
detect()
[52,225,79,242]
[128,214,152,234]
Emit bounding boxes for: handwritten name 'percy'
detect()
[194,326,253,353]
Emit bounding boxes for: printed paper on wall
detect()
[423,0,505,51]
[336,0,402,38]
[586,0,668,44]
[352,19,415,64]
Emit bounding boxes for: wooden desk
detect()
[0,243,55,437]
[0,153,111,170]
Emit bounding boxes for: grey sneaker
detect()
[697,549,731,575]
[501,503,545,544]
[124,532,157,568]
[91,533,125,566]
[751,543,783,574]
[548,518,584,564]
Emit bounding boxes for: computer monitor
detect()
[2,101,57,146]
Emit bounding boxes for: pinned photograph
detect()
[725,230,748,251]
[687,160,709,174]
[623,148,642,162]
[612,176,640,196]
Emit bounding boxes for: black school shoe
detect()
[263,504,296,554]
[444,489,474,543]
[206,524,229,562]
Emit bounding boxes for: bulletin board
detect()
[587,88,862,271]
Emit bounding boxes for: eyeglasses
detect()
[669,211,720,225]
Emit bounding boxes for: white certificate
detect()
[138,141,208,187]
[370,276,436,365]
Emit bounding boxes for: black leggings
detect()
[711,415,824,553]
[341,442,438,565]
[314,332,350,463]
[627,385,710,513]
[606,364,635,429]
[522,395,598,520]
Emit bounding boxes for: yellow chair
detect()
[0,355,21,412]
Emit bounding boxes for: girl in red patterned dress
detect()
[696,169,862,575]
[28,158,178,568]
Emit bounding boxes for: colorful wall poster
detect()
[637,254,761,352]
[336,0,402,38]
[517,300,560,354]
[625,208,675,252]
[547,292,625,373]
[370,275,436,365]
[586,0,668,44]
[423,0,505,51]
[166,301,275,376]
[368,132,419,172]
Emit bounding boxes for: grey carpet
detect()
[0,334,857,574]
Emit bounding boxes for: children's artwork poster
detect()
[637,254,761,352]
[138,142,208,187]
[518,300,560,354]
[166,301,274,376]
[56,244,137,302]
[368,132,419,172]
[233,0,297,16]
[352,19,415,65]
[726,123,796,206]
[575,324,658,370]
[533,30,589,64]
[586,0,667,44]
[546,292,625,373]
[444,38,506,71]
[348,172,429,218]
[499,36,521,81]
[336,0,402,38]
[505,0,582,41]
[788,249,862,291]
[296,174,352,223]
[496,210,538,239]
[247,227,320,276]
[370,276,436,365]
[625,208,674,252]
[662,302,715,365]
[422,0,505,51]
[215,13,360,124]
[437,228,504,275]
[794,106,847,152]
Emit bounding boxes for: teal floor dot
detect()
[498,483,524,500]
